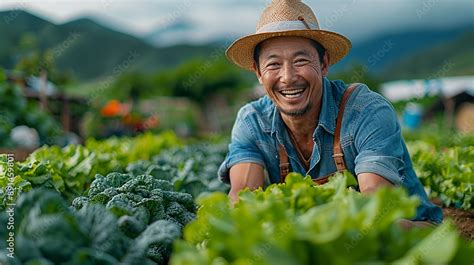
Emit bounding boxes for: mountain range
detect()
[0,10,217,81]
[0,10,472,82]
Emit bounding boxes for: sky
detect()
[0,0,473,45]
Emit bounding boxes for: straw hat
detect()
[226,0,351,71]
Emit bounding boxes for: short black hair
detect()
[253,38,326,70]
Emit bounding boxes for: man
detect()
[218,0,442,225]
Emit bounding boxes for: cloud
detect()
[0,0,472,45]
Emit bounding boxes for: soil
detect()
[442,207,474,241]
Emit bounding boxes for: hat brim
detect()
[226,29,351,71]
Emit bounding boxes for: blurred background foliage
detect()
[0,8,472,147]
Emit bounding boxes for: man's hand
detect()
[357,172,393,193]
[229,163,264,204]
[358,173,438,228]
[396,219,436,229]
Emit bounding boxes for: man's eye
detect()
[295,59,308,65]
[266,62,280,69]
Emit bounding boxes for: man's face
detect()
[255,36,328,117]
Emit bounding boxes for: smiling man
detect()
[218,0,442,226]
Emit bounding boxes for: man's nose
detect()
[280,62,297,85]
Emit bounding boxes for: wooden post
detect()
[39,69,49,111]
[61,93,71,132]
[443,97,455,129]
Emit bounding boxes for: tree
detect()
[152,56,252,104]
[14,33,73,87]
[108,72,152,102]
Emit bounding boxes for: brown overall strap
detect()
[278,144,290,183]
[333,83,360,173]
[278,83,360,184]
[315,83,360,184]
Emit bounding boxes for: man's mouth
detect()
[279,88,306,99]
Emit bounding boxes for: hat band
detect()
[256,20,319,34]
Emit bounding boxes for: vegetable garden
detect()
[0,131,473,264]
[1,1,473,264]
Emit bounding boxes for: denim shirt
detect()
[218,77,442,223]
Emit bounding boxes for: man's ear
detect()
[321,52,330,76]
[254,62,263,84]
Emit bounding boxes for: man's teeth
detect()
[280,88,304,98]
[284,93,301,98]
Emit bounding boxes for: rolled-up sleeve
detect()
[218,107,265,184]
[353,97,406,186]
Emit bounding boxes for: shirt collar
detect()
[271,77,339,137]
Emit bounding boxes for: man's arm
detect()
[228,163,264,203]
[357,172,393,193]
[357,172,434,228]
